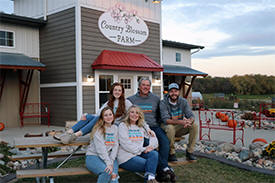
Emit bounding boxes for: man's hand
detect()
[144,146,154,153]
[104,164,113,175]
[181,118,192,128]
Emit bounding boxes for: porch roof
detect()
[92,50,163,72]
[0,52,46,70]
[163,64,207,77]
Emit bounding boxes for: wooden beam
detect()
[184,76,197,98]
[0,70,6,102]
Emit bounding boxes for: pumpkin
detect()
[227,120,237,128]
[215,112,222,118]
[221,115,229,122]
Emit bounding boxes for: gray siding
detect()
[41,87,77,126]
[83,86,95,114]
[153,86,161,97]
[81,7,161,79]
[40,8,76,83]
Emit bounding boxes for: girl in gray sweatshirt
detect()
[86,107,119,183]
[118,105,159,183]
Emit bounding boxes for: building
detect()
[0,13,46,127]
[1,0,207,127]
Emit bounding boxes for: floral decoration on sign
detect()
[109,4,140,24]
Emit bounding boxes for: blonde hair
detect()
[124,105,144,127]
[90,107,114,139]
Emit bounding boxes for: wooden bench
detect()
[16,158,191,179]
[198,109,245,145]
[20,103,50,127]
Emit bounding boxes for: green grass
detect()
[15,156,274,183]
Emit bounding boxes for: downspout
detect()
[43,0,47,21]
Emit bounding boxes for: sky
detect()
[0,0,274,77]
[162,0,275,77]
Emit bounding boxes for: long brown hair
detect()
[124,105,145,128]
[107,82,126,118]
[90,107,114,139]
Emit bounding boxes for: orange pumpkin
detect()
[215,112,222,118]
[228,120,237,128]
[221,115,229,122]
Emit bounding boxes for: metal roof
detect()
[92,50,163,72]
[163,40,204,50]
[0,12,46,28]
[163,64,207,77]
[0,52,46,70]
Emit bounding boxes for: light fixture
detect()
[152,75,161,85]
[152,0,162,3]
[87,75,94,83]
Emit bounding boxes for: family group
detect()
[54,78,198,183]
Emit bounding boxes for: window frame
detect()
[0,29,15,48]
[176,52,181,62]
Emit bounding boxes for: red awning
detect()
[92,50,163,72]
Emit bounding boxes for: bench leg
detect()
[56,145,82,169]
[35,177,40,183]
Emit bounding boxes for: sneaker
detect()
[186,150,197,161]
[168,154,178,162]
[54,132,77,144]
[166,168,176,183]
[147,179,158,183]
[156,170,170,182]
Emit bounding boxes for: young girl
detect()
[55,82,132,144]
[86,107,119,183]
[118,105,159,183]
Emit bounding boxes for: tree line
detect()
[193,74,275,95]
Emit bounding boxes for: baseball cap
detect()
[168,83,179,91]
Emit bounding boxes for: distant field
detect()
[202,94,275,100]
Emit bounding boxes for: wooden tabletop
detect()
[14,136,90,148]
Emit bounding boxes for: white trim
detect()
[33,4,75,19]
[80,4,160,24]
[40,82,77,88]
[75,0,82,121]
[0,29,15,48]
[159,2,163,99]
[82,82,95,86]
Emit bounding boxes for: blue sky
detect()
[1,0,274,77]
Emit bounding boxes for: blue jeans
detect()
[86,155,119,183]
[119,150,158,178]
[72,114,99,135]
[150,126,170,170]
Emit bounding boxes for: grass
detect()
[15,155,275,183]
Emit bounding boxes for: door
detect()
[118,76,134,98]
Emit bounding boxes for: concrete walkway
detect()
[0,112,274,147]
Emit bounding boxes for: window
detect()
[120,78,131,89]
[0,31,14,47]
[176,52,181,62]
[99,75,113,107]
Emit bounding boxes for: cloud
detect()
[162,0,275,59]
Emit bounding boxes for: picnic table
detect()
[13,135,193,183]
[14,136,90,183]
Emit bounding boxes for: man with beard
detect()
[160,83,198,162]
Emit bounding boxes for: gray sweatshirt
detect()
[86,125,118,166]
[128,92,161,127]
[117,122,158,165]
[160,94,194,125]
[97,99,132,125]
